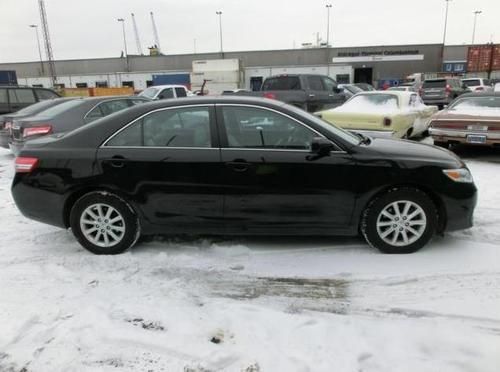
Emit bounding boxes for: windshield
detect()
[422,80,446,88]
[449,96,500,113]
[462,79,481,87]
[341,94,399,112]
[283,104,360,146]
[139,87,160,99]
[36,99,85,117]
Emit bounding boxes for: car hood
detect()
[360,137,464,168]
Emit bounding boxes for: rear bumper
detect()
[422,97,451,106]
[429,128,500,145]
[11,175,67,229]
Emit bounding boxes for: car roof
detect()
[65,95,143,102]
[354,90,416,98]
[454,92,500,98]
[148,85,187,89]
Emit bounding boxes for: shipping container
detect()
[492,45,500,71]
[467,45,495,73]
[152,73,190,87]
[190,71,241,85]
[0,70,18,85]
[88,87,134,96]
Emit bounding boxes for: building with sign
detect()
[1,43,498,91]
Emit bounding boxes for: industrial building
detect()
[0,43,498,93]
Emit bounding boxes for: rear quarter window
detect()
[35,89,59,100]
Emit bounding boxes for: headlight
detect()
[443,168,473,183]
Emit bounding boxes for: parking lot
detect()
[1,145,499,372]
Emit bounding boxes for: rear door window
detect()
[159,88,174,99]
[175,87,187,97]
[307,76,325,91]
[9,89,36,104]
[107,106,212,148]
[262,76,301,90]
[98,100,131,116]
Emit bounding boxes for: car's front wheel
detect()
[361,188,437,253]
[70,192,140,254]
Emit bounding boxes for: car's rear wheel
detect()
[70,192,140,255]
[361,188,437,254]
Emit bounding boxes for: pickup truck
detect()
[224,74,346,112]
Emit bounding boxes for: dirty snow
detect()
[0,146,499,372]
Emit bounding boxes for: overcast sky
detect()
[0,0,498,63]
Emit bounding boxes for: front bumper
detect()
[429,128,500,145]
[441,186,477,232]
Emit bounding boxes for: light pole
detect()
[29,24,45,75]
[326,4,332,47]
[442,0,451,46]
[216,11,223,54]
[117,18,129,72]
[472,10,482,44]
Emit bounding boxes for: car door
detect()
[96,104,224,232]
[158,88,174,100]
[217,104,357,234]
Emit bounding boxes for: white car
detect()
[461,78,493,93]
[138,85,193,100]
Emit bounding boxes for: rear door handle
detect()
[225,160,250,172]
[106,155,127,168]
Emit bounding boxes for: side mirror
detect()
[333,87,343,94]
[310,137,335,156]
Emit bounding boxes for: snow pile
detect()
[0,147,499,371]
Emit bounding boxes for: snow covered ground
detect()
[0,146,499,372]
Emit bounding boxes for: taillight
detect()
[476,87,484,91]
[15,157,39,173]
[418,88,423,96]
[445,84,452,96]
[23,124,52,138]
[263,92,277,100]
[383,117,392,127]
[5,121,12,130]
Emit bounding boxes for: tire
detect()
[433,141,448,148]
[361,188,438,254]
[70,192,140,255]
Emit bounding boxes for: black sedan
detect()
[9,95,150,155]
[12,96,477,255]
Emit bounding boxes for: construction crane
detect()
[38,0,56,86]
[150,11,162,54]
[131,13,143,55]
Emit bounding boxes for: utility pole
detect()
[29,24,44,75]
[117,18,129,71]
[326,4,332,47]
[38,0,56,86]
[441,0,452,65]
[472,10,482,44]
[131,13,143,55]
[216,11,223,55]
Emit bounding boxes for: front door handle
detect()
[225,160,250,173]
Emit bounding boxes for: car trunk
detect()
[431,113,500,131]
[321,111,391,131]
[421,80,448,100]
